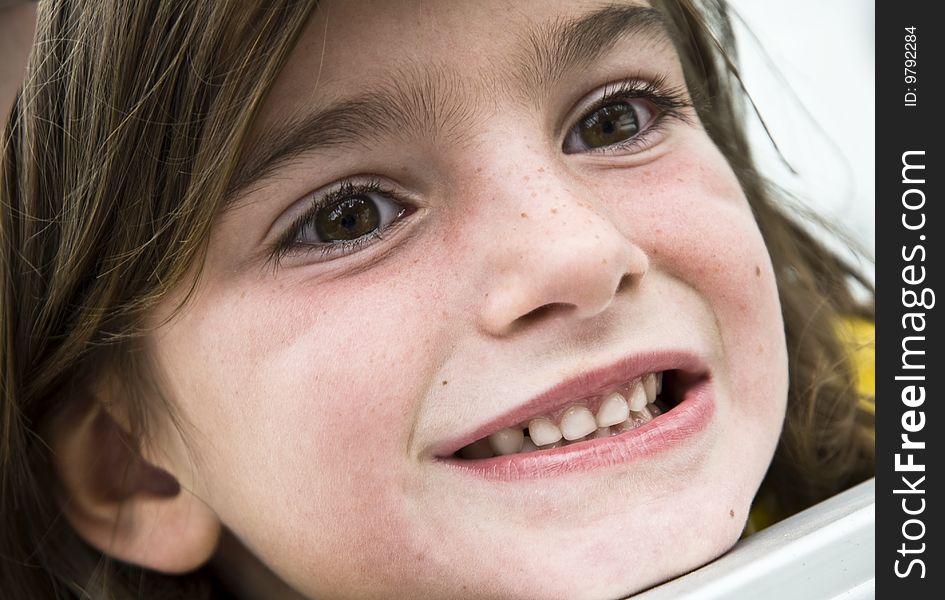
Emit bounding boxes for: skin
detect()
[145,1,789,598]
[0,1,36,127]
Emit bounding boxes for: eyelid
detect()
[266,176,418,267]
[560,76,693,154]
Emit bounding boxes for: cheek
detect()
[597,140,787,411]
[150,270,447,567]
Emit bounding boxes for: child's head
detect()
[1,1,873,598]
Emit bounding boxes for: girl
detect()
[0,1,874,598]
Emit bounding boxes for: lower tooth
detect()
[629,406,653,426]
[538,440,563,449]
[521,437,539,452]
[612,419,635,434]
[648,403,663,417]
[593,426,611,439]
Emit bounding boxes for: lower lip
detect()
[436,377,714,481]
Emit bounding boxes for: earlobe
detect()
[49,399,221,574]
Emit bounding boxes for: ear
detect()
[48,393,221,574]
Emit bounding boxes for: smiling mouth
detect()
[454,369,692,460]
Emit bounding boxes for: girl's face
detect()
[150,1,788,598]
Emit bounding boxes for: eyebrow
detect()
[224,4,670,206]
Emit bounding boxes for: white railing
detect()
[632,478,875,599]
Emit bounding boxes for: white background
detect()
[726,0,875,269]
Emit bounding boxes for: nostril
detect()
[615,272,636,295]
[517,302,572,327]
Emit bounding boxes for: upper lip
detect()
[432,350,708,457]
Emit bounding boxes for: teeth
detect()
[528,417,563,446]
[612,419,634,434]
[627,382,647,412]
[458,371,671,458]
[488,427,524,455]
[559,406,597,440]
[643,373,657,404]
[596,392,630,427]
[629,405,654,426]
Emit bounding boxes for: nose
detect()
[477,176,648,337]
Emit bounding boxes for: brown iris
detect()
[315,196,380,241]
[578,103,640,149]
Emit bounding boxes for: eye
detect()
[562,78,692,155]
[274,180,413,263]
[569,100,655,151]
[300,192,400,244]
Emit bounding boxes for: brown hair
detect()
[1,0,873,597]
[652,0,874,516]
[1,0,317,597]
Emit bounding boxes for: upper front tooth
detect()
[643,373,658,404]
[488,427,525,455]
[627,382,647,412]
[528,417,563,446]
[596,392,630,427]
[560,406,597,440]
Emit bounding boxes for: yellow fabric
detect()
[743,318,875,535]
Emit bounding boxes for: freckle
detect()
[729,509,735,518]
[475,167,482,173]
[551,208,557,214]
[442,380,448,386]
[521,212,528,218]
[485,292,489,297]
[755,265,761,277]
[538,167,545,172]
[602,259,608,265]
[523,175,530,181]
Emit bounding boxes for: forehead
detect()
[233,0,677,197]
[255,0,671,123]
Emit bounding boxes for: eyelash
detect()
[564,76,693,154]
[270,75,692,265]
[270,179,411,265]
